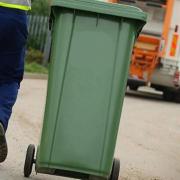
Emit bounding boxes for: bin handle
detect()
[49,8,55,30]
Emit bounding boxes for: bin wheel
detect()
[109,159,120,180]
[163,90,175,101]
[24,144,35,178]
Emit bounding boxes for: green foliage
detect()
[25,62,48,74]
[27,33,46,50]
[27,37,41,50]
[26,48,44,64]
[25,48,49,74]
[31,0,50,16]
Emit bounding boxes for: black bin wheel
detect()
[24,144,35,178]
[109,159,120,180]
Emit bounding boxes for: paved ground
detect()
[1,79,180,180]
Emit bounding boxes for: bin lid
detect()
[51,0,147,22]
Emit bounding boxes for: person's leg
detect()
[0,82,19,162]
[0,83,19,130]
[0,7,28,84]
[0,7,28,162]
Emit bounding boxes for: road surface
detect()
[1,79,180,180]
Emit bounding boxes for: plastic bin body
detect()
[36,0,146,177]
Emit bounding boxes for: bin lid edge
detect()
[51,0,147,22]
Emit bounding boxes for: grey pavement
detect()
[0,79,180,180]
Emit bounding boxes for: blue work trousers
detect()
[0,7,28,130]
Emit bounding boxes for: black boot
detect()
[0,122,8,162]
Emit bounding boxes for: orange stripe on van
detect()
[170,34,179,57]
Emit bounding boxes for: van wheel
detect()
[129,85,138,91]
[163,90,175,101]
[174,92,180,103]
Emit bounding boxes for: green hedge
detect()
[25,62,48,74]
[26,48,44,64]
[31,0,50,16]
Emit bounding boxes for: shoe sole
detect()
[0,123,8,163]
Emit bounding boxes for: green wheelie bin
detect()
[24,0,147,179]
